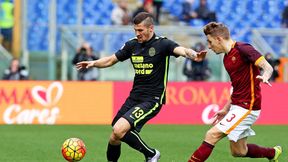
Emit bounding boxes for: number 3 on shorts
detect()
[132,107,144,119]
[226,113,236,122]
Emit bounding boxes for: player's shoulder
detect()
[128,37,137,41]
[127,37,138,42]
[155,35,174,45]
[235,42,255,51]
[235,42,253,48]
[155,36,167,40]
[123,37,138,48]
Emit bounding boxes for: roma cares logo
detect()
[3,82,63,124]
[32,82,63,107]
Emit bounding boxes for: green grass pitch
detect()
[0,125,286,162]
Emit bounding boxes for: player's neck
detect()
[147,33,154,42]
[142,33,155,44]
[224,39,235,54]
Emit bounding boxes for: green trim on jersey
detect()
[134,102,159,127]
[160,56,169,104]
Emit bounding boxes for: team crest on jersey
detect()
[232,56,236,62]
[148,47,156,57]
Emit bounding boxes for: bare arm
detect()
[222,98,232,112]
[173,46,207,61]
[173,46,197,59]
[256,58,273,86]
[76,54,118,70]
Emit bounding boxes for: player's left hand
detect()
[212,109,227,125]
[256,75,272,87]
[194,50,207,62]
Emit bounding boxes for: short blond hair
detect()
[203,22,230,40]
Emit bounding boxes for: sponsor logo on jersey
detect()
[132,56,144,63]
[132,56,154,75]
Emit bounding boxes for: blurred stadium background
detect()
[0,0,287,81]
[0,0,288,161]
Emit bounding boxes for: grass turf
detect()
[0,125,286,162]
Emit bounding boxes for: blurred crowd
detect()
[72,42,100,81]
[183,42,211,81]
[181,0,217,24]
[2,58,29,80]
[110,0,217,26]
[0,0,287,81]
[111,0,163,25]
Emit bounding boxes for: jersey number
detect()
[132,107,144,119]
[226,113,236,122]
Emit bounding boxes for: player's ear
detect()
[149,24,154,32]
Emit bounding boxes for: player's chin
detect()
[212,50,221,54]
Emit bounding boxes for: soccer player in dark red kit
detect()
[187,22,282,162]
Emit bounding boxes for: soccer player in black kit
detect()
[76,12,206,162]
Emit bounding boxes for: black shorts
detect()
[112,97,162,132]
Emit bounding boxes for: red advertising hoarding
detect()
[114,82,288,125]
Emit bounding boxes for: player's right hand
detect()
[76,61,95,70]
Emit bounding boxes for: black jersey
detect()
[115,34,179,104]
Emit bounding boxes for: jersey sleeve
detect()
[162,38,179,57]
[237,43,262,64]
[115,41,133,61]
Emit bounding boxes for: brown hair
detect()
[133,12,154,26]
[203,22,230,40]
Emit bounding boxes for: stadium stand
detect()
[27,0,114,52]
[26,0,285,58]
[163,0,285,56]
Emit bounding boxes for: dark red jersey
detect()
[224,42,264,110]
